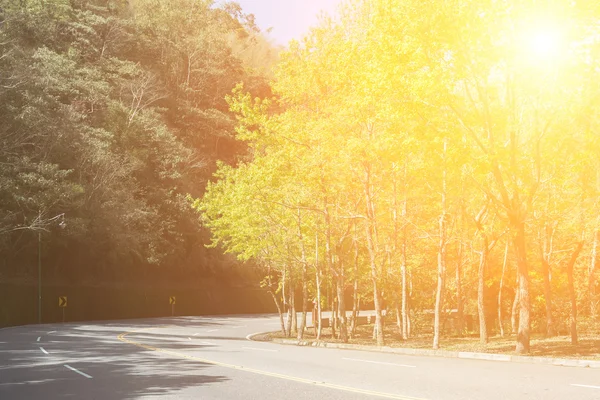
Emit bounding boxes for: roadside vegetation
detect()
[198,0,600,354]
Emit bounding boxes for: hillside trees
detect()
[0,0,276,284]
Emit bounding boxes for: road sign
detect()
[169,296,176,305]
[58,296,67,308]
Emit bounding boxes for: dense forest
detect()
[0,0,277,288]
[199,0,600,354]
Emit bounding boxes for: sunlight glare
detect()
[529,29,562,59]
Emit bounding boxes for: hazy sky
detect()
[227,0,342,45]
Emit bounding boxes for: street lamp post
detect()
[37,211,65,325]
[38,227,41,324]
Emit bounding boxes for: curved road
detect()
[1,314,598,399]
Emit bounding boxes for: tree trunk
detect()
[498,241,508,337]
[401,229,409,340]
[351,236,359,337]
[433,138,448,350]
[513,222,531,354]
[541,223,555,337]
[590,230,598,320]
[330,279,337,338]
[336,260,348,343]
[266,264,285,335]
[291,276,297,336]
[541,257,554,337]
[364,165,385,346]
[456,238,464,337]
[315,234,323,340]
[511,272,520,336]
[297,210,308,340]
[477,237,488,344]
[298,263,308,340]
[567,241,585,345]
[316,268,323,340]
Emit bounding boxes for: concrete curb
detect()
[256,335,600,369]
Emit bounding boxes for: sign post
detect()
[169,296,176,316]
[58,296,67,323]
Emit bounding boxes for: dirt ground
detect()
[265,324,600,359]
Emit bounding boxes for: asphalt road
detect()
[1,314,599,400]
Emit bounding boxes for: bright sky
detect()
[227,0,342,45]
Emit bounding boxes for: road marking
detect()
[242,346,278,353]
[36,337,41,342]
[200,341,216,346]
[39,347,49,355]
[188,337,191,340]
[207,329,219,332]
[229,325,247,328]
[64,364,93,379]
[571,384,600,390]
[118,328,425,400]
[266,322,281,325]
[193,333,200,336]
[47,331,56,334]
[342,358,416,368]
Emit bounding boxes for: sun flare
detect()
[529,29,563,59]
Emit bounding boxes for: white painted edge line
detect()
[207,329,219,332]
[39,347,49,355]
[242,346,278,353]
[245,331,274,341]
[47,331,56,334]
[229,325,247,328]
[193,333,200,336]
[36,337,41,342]
[571,384,600,390]
[199,341,216,346]
[342,357,416,368]
[64,364,93,379]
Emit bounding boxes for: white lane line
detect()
[229,325,247,328]
[199,341,216,346]
[242,346,278,353]
[188,337,191,340]
[64,364,93,379]
[342,357,416,368]
[571,384,600,390]
[207,329,219,332]
[193,333,200,336]
[39,347,49,355]
[36,337,41,342]
[47,331,56,334]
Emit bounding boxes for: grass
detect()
[264,324,600,360]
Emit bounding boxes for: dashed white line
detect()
[47,331,56,334]
[242,346,278,353]
[193,333,200,336]
[571,384,600,390]
[207,329,219,332]
[342,357,416,368]
[36,337,41,342]
[39,347,49,355]
[199,341,216,346]
[64,364,93,379]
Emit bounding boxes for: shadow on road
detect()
[0,317,253,399]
